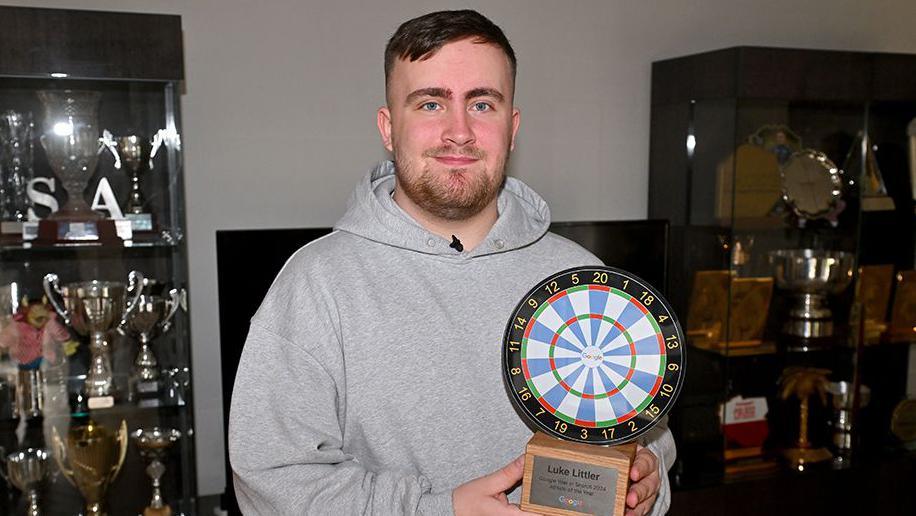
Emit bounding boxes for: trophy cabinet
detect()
[0,6,196,515]
[649,46,916,506]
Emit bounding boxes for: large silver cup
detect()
[769,249,854,339]
[132,427,181,516]
[43,272,144,398]
[37,90,105,221]
[124,289,182,383]
[1,448,51,516]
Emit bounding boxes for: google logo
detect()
[558,496,584,508]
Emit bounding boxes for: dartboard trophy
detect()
[503,266,685,516]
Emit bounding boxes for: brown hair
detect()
[384,10,516,91]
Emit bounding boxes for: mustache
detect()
[422,146,485,159]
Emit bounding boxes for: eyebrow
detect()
[405,87,451,105]
[404,87,506,105]
[465,88,504,103]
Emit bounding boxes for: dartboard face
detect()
[503,266,685,445]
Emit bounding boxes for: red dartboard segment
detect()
[503,266,685,445]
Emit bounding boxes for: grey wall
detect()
[6,0,916,497]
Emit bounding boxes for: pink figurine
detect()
[0,298,70,369]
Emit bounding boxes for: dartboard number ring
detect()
[503,266,685,445]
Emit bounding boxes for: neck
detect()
[392,187,498,252]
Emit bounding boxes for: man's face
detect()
[378,38,520,221]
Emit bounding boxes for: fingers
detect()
[489,455,525,491]
[630,446,658,482]
[625,492,658,516]
[459,455,525,499]
[626,469,660,511]
[453,456,541,516]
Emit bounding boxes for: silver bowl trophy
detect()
[123,288,182,405]
[0,448,51,516]
[34,90,123,242]
[43,271,144,408]
[0,110,35,230]
[131,427,181,516]
[114,134,164,232]
[769,249,854,342]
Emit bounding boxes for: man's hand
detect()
[453,455,541,516]
[625,444,660,516]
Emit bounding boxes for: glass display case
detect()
[649,47,916,489]
[0,6,195,515]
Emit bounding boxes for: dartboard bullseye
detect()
[503,266,685,445]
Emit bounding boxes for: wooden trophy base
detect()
[521,432,636,516]
[30,219,129,244]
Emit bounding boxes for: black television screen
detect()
[549,220,668,292]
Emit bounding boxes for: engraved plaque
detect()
[529,456,617,515]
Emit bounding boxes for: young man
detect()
[230,10,674,515]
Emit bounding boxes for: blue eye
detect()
[471,102,491,112]
[421,102,440,111]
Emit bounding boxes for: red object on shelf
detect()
[723,396,769,448]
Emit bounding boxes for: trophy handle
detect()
[149,130,166,170]
[111,420,128,480]
[50,426,77,488]
[42,273,70,326]
[120,271,145,329]
[99,129,121,170]
[160,288,182,334]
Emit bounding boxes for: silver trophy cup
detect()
[827,381,871,460]
[43,272,144,398]
[114,135,163,215]
[124,289,182,383]
[132,427,181,516]
[37,90,107,221]
[769,249,854,339]
[0,110,35,222]
[1,448,51,516]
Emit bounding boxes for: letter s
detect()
[27,177,58,220]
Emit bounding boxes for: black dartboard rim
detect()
[502,266,685,445]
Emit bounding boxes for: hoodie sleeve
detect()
[229,237,456,516]
[640,416,676,516]
[229,321,454,515]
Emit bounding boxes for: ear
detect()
[377,106,393,152]
[509,107,521,151]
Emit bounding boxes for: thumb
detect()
[472,455,526,494]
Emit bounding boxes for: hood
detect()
[334,161,551,258]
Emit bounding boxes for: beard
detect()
[393,144,507,221]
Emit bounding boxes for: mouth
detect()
[432,155,479,167]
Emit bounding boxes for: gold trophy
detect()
[51,419,128,516]
[779,367,832,470]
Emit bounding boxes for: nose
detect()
[442,109,475,147]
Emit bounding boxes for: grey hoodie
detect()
[229,161,675,515]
